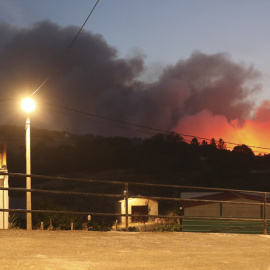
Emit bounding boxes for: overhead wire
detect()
[31,0,101,96]
[45,103,171,134]
[44,102,270,153]
[45,106,157,136]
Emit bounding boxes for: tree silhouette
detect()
[190,137,200,146]
[210,138,217,148]
[201,140,208,146]
[217,138,227,150]
[232,144,254,156]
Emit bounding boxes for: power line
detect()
[47,106,157,136]
[45,103,171,134]
[31,0,101,96]
[44,102,270,152]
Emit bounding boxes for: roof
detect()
[180,192,270,208]
[119,198,158,203]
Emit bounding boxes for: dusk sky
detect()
[1,0,270,151]
[1,0,270,87]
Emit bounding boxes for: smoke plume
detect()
[0,20,269,151]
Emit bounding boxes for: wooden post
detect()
[220,202,223,217]
[125,183,129,232]
[48,218,53,230]
[264,193,267,235]
[41,222,44,230]
[71,222,74,230]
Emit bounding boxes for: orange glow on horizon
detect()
[175,102,270,155]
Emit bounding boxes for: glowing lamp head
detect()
[21,97,36,113]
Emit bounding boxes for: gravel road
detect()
[0,230,270,269]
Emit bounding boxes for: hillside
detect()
[1,125,270,192]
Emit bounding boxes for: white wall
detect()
[119,198,158,224]
[184,202,220,217]
[0,173,8,229]
[184,198,269,218]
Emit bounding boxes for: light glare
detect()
[21,97,36,113]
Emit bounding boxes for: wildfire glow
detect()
[175,101,270,155]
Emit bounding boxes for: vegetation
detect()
[87,218,113,231]
[3,124,270,192]
[32,199,82,230]
[154,222,182,232]
[8,214,19,229]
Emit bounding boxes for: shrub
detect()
[9,214,19,229]
[154,218,182,232]
[32,199,82,230]
[88,219,113,231]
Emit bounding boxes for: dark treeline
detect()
[4,125,270,191]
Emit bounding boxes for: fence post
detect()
[125,183,129,232]
[264,192,267,235]
[71,223,74,230]
[41,222,44,230]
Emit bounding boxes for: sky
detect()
[1,0,270,152]
[1,0,270,85]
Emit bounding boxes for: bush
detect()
[32,199,82,230]
[88,218,113,231]
[154,218,182,232]
[9,214,19,229]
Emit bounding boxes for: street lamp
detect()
[21,97,36,230]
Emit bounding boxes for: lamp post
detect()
[21,97,35,230]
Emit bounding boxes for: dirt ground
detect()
[0,230,270,270]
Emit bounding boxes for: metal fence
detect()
[0,172,269,234]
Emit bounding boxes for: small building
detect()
[118,198,158,225]
[180,192,270,218]
[0,143,8,229]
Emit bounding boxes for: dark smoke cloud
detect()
[161,52,261,121]
[0,21,262,136]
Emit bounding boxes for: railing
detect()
[0,172,269,234]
